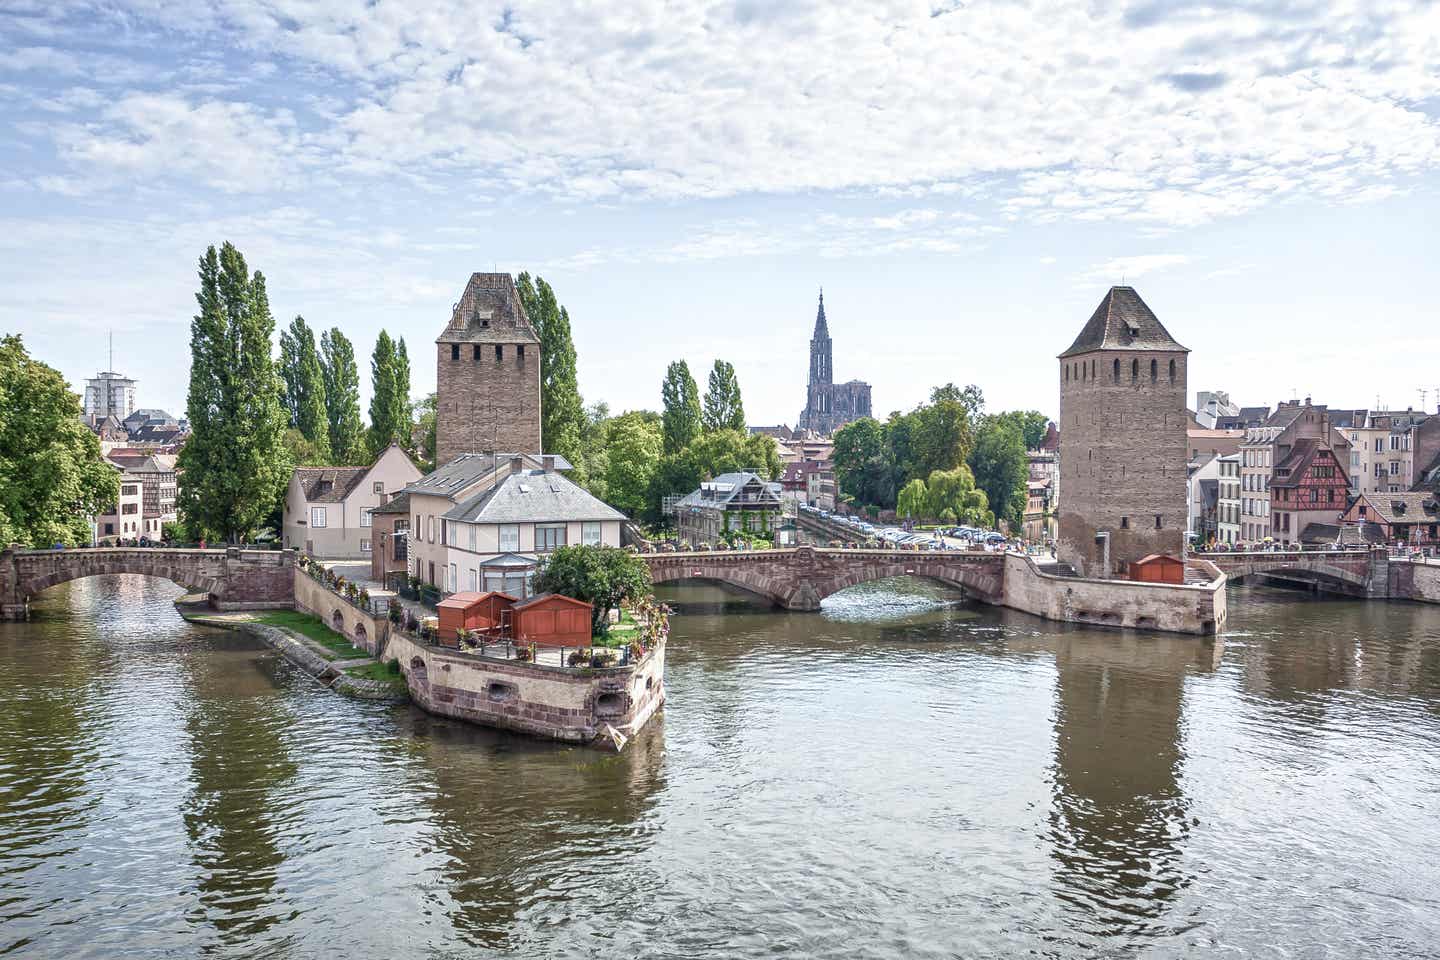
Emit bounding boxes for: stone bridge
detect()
[641,545,1005,610]
[1,546,297,619]
[1194,548,1388,597]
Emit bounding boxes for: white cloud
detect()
[1082,254,1192,284]
[8,0,1439,226]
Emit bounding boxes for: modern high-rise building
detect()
[83,371,137,422]
[434,273,542,468]
[1057,286,1189,577]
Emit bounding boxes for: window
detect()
[517,344,525,361]
[451,343,460,360]
[467,568,478,592]
[1150,359,1157,381]
[373,481,384,494]
[1065,364,1069,382]
[122,484,138,496]
[499,524,520,552]
[360,508,373,528]
[473,344,481,360]
[582,521,602,546]
[1169,358,1176,381]
[441,520,448,545]
[494,344,503,361]
[361,539,371,552]
[468,524,476,550]
[415,513,421,532]
[1113,358,1120,381]
[1155,514,1162,528]
[1310,489,1319,503]
[1390,462,1401,476]
[122,503,137,515]
[427,515,434,542]
[311,506,327,528]
[536,523,567,551]
[1131,359,1138,381]
[1120,516,1130,529]
[448,563,457,593]
[104,523,114,535]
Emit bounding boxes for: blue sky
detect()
[4,0,1439,427]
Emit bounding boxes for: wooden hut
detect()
[437,591,517,644]
[510,593,593,647]
[1128,554,1185,585]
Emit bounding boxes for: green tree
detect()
[660,360,701,455]
[832,417,896,509]
[897,477,928,521]
[926,465,991,526]
[412,392,437,470]
[577,402,613,502]
[0,336,119,546]
[277,315,330,462]
[319,328,366,464]
[517,273,585,469]
[646,428,779,522]
[990,409,1051,452]
[968,416,1028,532]
[532,544,653,637]
[912,383,976,479]
[702,359,746,432]
[602,410,661,516]
[368,330,411,455]
[178,242,291,543]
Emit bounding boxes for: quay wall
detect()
[1389,559,1440,605]
[293,570,390,657]
[386,632,667,747]
[1001,553,1226,635]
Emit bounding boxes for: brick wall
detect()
[1058,352,1188,576]
[436,341,541,466]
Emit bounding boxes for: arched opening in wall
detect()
[332,609,344,631]
[823,575,971,612]
[354,621,368,650]
[19,571,209,613]
[1131,359,1139,381]
[408,656,429,695]
[1113,358,1120,381]
[1169,358,1176,381]
[1150,359,1157,381]
[595,691,626,718]
[652,577,778,615]
[1065,364,1070,382]
[1090,359,1095,380]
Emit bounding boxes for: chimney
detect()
[542,455,555,473]
[510,455,524,475]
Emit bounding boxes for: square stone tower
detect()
[435,273,541,468]
[1057,287,1188,577]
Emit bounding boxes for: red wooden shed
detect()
[510,593,594,647]
[437,591,517,644]
[1129,554,1185,585]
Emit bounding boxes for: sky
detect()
[3,0,1439,428]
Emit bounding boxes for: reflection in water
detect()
[0,574,1438,957]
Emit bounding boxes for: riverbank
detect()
[176,596,408,701]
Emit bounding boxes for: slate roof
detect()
[437,273,539,345]
[1059,286,1188,358]
[676,472,784,511]
[1270,439,1343,488]
[442,469,624,524]
[371,491,411,515]
[295,466,369,503]
[1359,492,1439,525]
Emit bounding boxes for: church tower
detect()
[1057,286,1188,577]
[435,273,541,467]
[809,291,832,388]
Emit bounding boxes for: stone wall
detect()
[1390,559,1440,604]
[1058,351,1188,577]
[1002,552,1226,635]
[293,570,390,657]
[210,549,298,611]
[386,631,667,746]
[435,341,541,466]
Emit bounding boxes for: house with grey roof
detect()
[282,443,423,558]
[674,471,784,545]
[404,452,624,598]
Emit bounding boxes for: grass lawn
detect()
[251,610,371,661]
[343,661,405,684]
[594,609,641,648]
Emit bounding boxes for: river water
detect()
[2,574,1439,958]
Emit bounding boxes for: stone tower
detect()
[797,291,871,435]
[435,273,541,468]
[1057,286,1188,577]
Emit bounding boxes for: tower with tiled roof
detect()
[435,273,541,467]
[1057,286,1189,576]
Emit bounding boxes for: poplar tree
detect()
[660,360,701,455]
[368,330,411,455]
[702,359,746,432]
[278,315,330,462]
[517,272,585,466]
[178,242,290,543]
[319,328,366,464]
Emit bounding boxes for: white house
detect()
[282,443,423,558]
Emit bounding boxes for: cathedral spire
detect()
[813,288,829,339]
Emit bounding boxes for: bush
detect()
[532,544,653,637]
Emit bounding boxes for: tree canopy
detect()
[0,336,119,546]
[968,416,1029,532]
[368,330,411,456]
[832,417,895,509]
[702,359,746,432]
[319,328,367,464]
[517,273,585,472]
[177,242,291,543]
[532,544,653,637]
[603,411,663,517]
[660,360,701,455]
[278,315,330,463]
